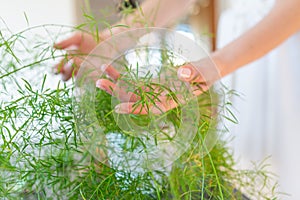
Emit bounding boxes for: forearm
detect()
[213,0,300,77]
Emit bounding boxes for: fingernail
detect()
[178,68,192,80]
[100,64,107,72]
[96,80,105,90]
[114,105,128,114]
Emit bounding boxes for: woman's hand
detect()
[177,58,221,96]
[96,58,221,115]
[53,32,99,81]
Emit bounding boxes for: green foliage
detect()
[0,16,279,200]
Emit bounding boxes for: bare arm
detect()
[178,0,300,82]
[214,0,300,77]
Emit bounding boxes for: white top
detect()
[218,1,300,199]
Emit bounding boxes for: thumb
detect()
[177,64,203,83]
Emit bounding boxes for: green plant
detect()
[0,9,279,200]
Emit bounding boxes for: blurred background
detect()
[0,0,77,32]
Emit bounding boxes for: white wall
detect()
[0,0,77,33]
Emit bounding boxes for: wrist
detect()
[210,51,229,79]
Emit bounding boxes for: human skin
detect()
[54,0,196,81]
[179,0,300,82]
[54,0,300,114]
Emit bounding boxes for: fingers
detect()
[96,77,179,115]
[54,33,81,50]
[191,83,210,96]
[61,61,73,81]
[114,98,178,115]
[54,56,82,81]
[177,64,204,83]
[95,79,116,95]
[53,32,98,81]
[114,102,165,115]
[54,57,68,75]
[177,61,219,96]
[100,64,120,81]
[96,79,139,102]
